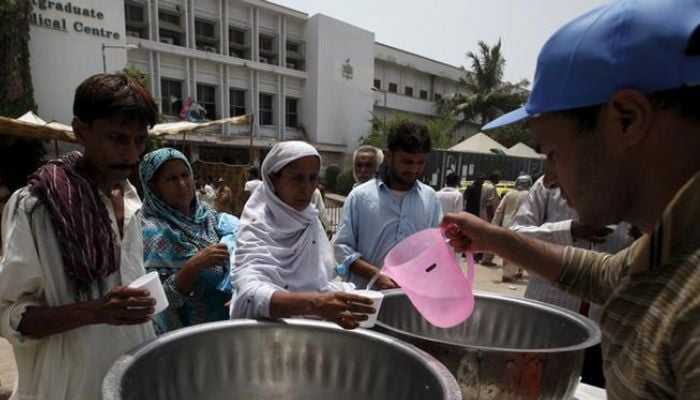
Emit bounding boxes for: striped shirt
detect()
[558,169,700,399]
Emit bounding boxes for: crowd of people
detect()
[0,0,699,399]
[0,71,445,398]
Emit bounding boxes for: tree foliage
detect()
[425,115,458,149]
[436,40,529,128]
[0,0,36,117]
[324,164,341,193]
[488,122,531,148]
[335,167,355,196]
[362,113,458,150]
[122,64,169,126]
[121,65,149,89]
[0,0,46,191]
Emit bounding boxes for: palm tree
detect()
[437,40,530,127]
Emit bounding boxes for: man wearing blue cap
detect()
[443,0,700,398]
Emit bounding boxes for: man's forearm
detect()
[349,258,381,280]
[18,301,99,339]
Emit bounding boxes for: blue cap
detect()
[483,0,700,130]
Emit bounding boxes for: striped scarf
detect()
[29,151,118,298]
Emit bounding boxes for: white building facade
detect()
[27,0,466,166]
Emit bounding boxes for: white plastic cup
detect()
[351,289,384,328]
[128,271,169,315]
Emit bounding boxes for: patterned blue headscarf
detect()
[139,148,219,270]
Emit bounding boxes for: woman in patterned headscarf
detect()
[140,148,236,334]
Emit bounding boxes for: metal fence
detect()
[326,205,344,236]
[418,150,545,190]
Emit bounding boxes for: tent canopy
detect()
[149,115,250,137]
[449,132,509,154]
[0,112,77,142]
[507,142,545,159]
[0,112,252,143]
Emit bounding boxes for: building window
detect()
[230,28,246,45]
[159,29,182,45]
[229,48,245,58]
[195,19,218,52]
[284,40,304,70]
[405,86,413,97]
[126,28,146,39]
[388,82,398,93]
[419,89,428,100]
[286,41,299,53]
[197,43,219,52]
[434,93,442,101]
[158,10,180,25]
[259,33,277,65]
[373,79,381,89]
[259,93,274,125]
[259,56,276,64]
[125,2,147,39]
[196,84,217,120]
[158,9,183,45]
[229,89,246,117]
[195,20,215,38]
[125,3,144,22]
[259,35,274,51]
[197,43,218,52]
[229,27,250,59]
[285,97,298,128]
[161,79,182,116]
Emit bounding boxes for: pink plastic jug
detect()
[383,228,475,328]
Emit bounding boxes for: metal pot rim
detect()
[102,318,463,400]
[375,289,602,353]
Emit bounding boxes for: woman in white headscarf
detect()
[231,141,374,329]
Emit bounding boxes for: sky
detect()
[273,0,611,84]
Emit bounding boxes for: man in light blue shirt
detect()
[334,121,442,289]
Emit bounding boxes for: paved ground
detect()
[0,341,13,393]
[0,256,527,391]
[468,256,530,297]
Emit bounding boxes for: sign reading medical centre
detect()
[30,0,120,40]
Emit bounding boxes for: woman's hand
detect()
[175,244,230,294]
[190,244,230,270]
[311,292,375,329]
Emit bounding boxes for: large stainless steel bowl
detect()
[103,319,462,400]
[374,290,601,400]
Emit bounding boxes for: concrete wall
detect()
[374,42,464,81]
[303,14,374,148]
[29,0,128,123]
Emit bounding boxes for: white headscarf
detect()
[231,141,352,318]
